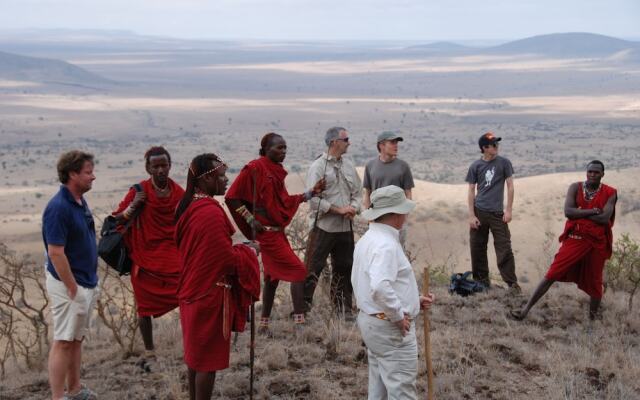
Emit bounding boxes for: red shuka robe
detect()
[113,178,185,317]
[545,183,617,299]
[175,197,260,372]
[225,156,307,282]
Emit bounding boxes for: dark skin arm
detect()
[589,194,617,225]
[227,178,325,233]
[564,182,617,225]
[114,190,146,224]
[226,198,265,233]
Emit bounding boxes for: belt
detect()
[263,226,282,232]
[216,281,233,340]
[370,312,413,322]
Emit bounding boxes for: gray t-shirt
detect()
[363,157,414,191]
[465,155,513,212]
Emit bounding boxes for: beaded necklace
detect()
[582,181,601,202]
[193,192,215,201]
[151,178,171,196]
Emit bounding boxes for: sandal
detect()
[509,310,526,321]
[63,384,97,400]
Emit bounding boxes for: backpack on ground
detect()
[449,271,488,297]
[97,184,143,276]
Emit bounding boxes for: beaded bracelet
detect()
[123,205,136,219]
[235,205,256,225]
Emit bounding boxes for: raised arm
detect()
[113,188,146,224]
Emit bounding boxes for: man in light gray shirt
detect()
[304,127,362,317]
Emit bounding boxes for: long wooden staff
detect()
[312,144,331,228]
[422,268,434,399]
[306,144,331,283]
[249,168,257,400]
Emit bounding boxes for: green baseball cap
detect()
[377,131,404,143]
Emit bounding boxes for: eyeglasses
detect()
[335,137,349,143]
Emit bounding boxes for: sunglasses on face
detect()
[335,137,349,143]
[483,143,498,149]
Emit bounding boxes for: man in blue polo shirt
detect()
[43,150,98,400]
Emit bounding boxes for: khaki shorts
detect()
[46,271,98,341]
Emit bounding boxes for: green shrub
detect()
[605,233,640,310]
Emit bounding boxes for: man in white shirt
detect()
[352,185,435,400]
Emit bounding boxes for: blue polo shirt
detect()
[42,185,98,288]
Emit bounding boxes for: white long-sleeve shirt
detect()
[351,222,420,322]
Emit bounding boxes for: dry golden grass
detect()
[2,272,639,399]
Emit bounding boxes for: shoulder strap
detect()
[122,184,144,231]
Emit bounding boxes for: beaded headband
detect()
[190,158,226,179]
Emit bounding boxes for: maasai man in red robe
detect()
[511,160,617,321]
[174,153,260,400]
[112,146,184,363]
[226,132,325,334]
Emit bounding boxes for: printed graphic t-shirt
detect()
[465,155,513,212]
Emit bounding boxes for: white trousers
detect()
[357,312,418,400]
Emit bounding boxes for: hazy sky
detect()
[3,0,639,41]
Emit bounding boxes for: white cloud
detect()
[0,0,638,40]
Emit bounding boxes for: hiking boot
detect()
[344,313,357,322]
[507,283,522,295]
[63,384,97,400]
[135,351,156,373]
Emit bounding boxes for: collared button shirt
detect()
[351,222,420,322]
[42,185,98,288]
[306,153,363,233]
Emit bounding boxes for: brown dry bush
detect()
[0,242,49,373]
[95,263,140,357]
[0,306,16,377]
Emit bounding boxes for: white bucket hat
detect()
[361,185,416,221]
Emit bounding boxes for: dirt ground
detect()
[2,279,639,400]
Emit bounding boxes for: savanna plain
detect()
[1,31,640,399]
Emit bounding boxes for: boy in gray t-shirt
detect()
[363,131,414,208]
[465,132,519,291]
[363,131,414,246]
[363,157,414,195]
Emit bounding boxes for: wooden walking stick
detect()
[422,268,434,399]
[249,169,257,400]
[305,144,331,300]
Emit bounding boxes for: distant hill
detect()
[0,50,110,84]
[484,32,640,58]
[407,41,473,53]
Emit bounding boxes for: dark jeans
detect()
[469,208,518,286]
[303,227,354,314]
